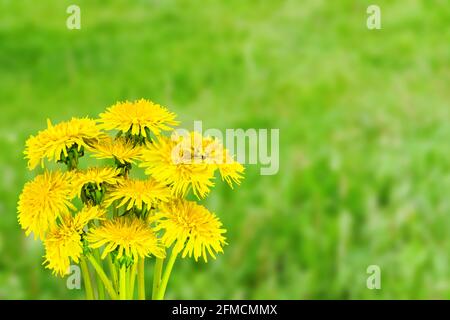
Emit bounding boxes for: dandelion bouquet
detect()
[18,99,244,300]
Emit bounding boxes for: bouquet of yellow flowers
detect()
[17,99,244,300]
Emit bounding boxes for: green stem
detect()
[87,254,119,300]
[93,250,105,300]
[119,265,127,300]
[138,258,146,300]
[107,255,119,291]
[152,258,164,299]
[112,200,118,218]
[155,251,178,300]
[129,262,137,299]
[80,257,94,300]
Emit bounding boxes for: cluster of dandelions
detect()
[18,99,244,300]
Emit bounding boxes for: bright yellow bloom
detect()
[98,99,178,137]
[87,218,165,260]
[89,137,143,165]
[44,206,105,276]
[216,151,245,188]
[18,171,76,239]
[154,200,226,262]
[185,132,244,188]
[140,132,244,198]
[139,135,216,199]
[72,205,106,228]
[104,178,171,211]
[25,118,103,170]
[71,167,123,197]
[44,224,82,277]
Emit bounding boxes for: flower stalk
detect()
[80,257,94,300]
[155,250,178,300]
[87,254,119,300]
[93,250,105,300]
[129,262,137,299]
[152,257,164,299]
[119,265,127,300]
[138,258,146,300]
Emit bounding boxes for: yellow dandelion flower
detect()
[89,137,143,165]
[180,132,244,188]
[154,200,226,262]
[105,178,171,211]
[71,167,123,197]
[216,152,245,188]
[18,171,76,239]
[98,99,178,137]
[72,205,106,229]
[139,136,215,199]
[44,223,82,277]
[44,206,105,276]
[179,131,219,163]
[25,117,103,170]
[87,218,165,260]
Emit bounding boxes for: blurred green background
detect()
[1,0,450,299]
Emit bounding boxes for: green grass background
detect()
[0,0,449,299]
